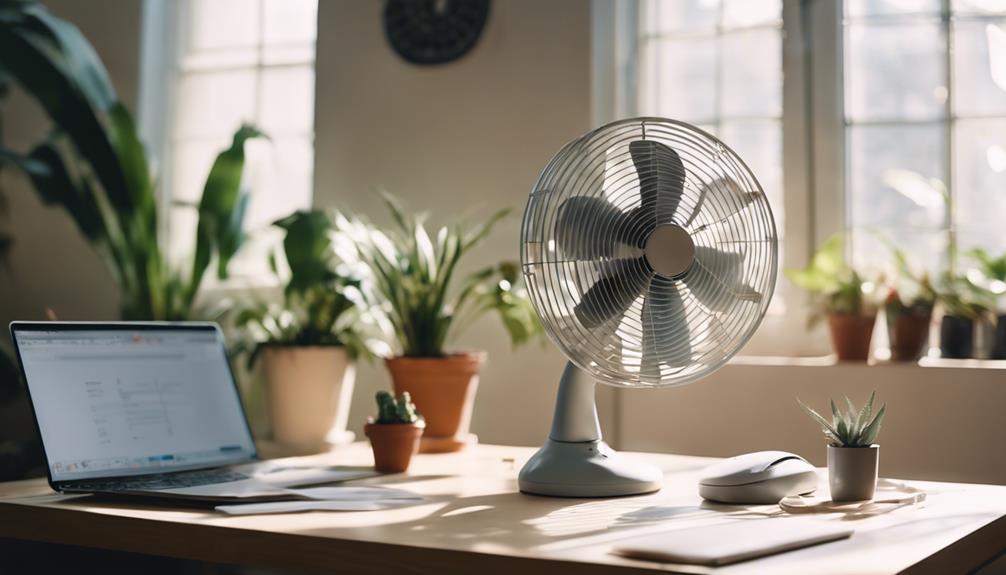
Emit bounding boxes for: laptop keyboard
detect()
[63,468,249,492]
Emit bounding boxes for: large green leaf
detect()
[274,210,334,295]
[0,6,131,213]
[188,124,264,302]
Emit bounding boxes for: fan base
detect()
[518,438,663,497]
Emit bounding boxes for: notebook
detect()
[611,519,854,566]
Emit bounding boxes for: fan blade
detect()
[630,140,686,230]
[640,278,692,380]
[574,257,653,329]
[684,246,761,311]
[684,177,758,227]
[556,196,636,260]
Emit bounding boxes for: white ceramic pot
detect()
[261,346,356,450]
[827,444,879,502]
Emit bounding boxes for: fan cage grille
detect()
[520,117,778,389]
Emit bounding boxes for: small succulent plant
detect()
[374,390,421,424]
[798,391,886,448]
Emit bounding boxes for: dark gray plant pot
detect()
[993,314,1006,360]
[827,445,879,502]
[940,315,974,359]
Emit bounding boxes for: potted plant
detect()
[365,391,425,473]
[967,248,1006,359]
[237,210,371,450]
[0,3,263,320]
[883,248,936,361]
[799,392,887,502]
[338,195,541,453]
[787,234,878,361]
[936,272,989,359]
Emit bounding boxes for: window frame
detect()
[137,0,317,291]
[600,0,827,355]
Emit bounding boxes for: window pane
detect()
[648,37,717,122]
[846,0,941,17]
[175,70,257,139]
[259,65,315,137]
[845,22,946,121]
[721,28,782,118]
[641,0,719,36]
[953,0,1006,14]
[170,138,231,204]
[722,0,781,28]
[953,21,1006,117]
[243,137,314,230]
[848,124,948,274]
[955,119,1006,256]
[186,0,261,52]
[720,121,784,234]
[263,0,317,45]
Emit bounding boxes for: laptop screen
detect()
[13,324,257,482]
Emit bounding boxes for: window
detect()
[140,0,318,279]
[844,0,1006,277]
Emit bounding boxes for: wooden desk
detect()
[0,444,1003,574]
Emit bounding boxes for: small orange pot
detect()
[385,353,485,453]
[364,422,424,473]
[828,313,876,361]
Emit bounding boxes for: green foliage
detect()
[785,233,876,319]
[374,390,420,424]
[236,210,370,365]
[884,246,936,317]
[937,271,991,319]
[338,193,542,358]
[798,391,886,448]
[968,248,1006,282]
[0,2,263,320]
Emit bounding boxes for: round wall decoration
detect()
[383,0,491,65]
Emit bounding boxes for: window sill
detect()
[730,354,1006,371]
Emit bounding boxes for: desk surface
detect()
[0,444,1003,575]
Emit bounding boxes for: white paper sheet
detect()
[214,485,424,515]
[234,461,380,487]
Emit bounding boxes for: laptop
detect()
[10,321,364,503]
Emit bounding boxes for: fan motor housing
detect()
[644,224,695,278]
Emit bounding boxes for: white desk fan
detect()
[518,117,777,497]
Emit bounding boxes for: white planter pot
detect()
[261,346,356,449]
[827,444,879,502]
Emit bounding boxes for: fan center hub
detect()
[644,224,695,278]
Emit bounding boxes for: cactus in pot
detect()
[365,391,425,473]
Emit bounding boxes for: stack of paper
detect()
[216,486,424,515]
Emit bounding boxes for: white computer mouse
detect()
[698,451,818,504]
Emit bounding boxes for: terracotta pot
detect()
[828,445,879,502]
[261,346,356,450]
[385,353,485,453]
[364,422,424,473]
[886,311,931,362]
[940,315,974,359]
[827,313,876,361]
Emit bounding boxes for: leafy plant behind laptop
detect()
[235,210,373,364]
[0,2,264,320]
[798,391,886,448]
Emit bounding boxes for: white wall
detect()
[312,0,602,447]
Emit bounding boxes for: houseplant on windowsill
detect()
[799,391,887,502]
[0,3,264,320]
[966,248,1006,359]
[365,391,424,473]
[338,195,541,453]
[237,210,372,451]
[936,272,990,359]
[883,247,937,362]
[786,234,879,361]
